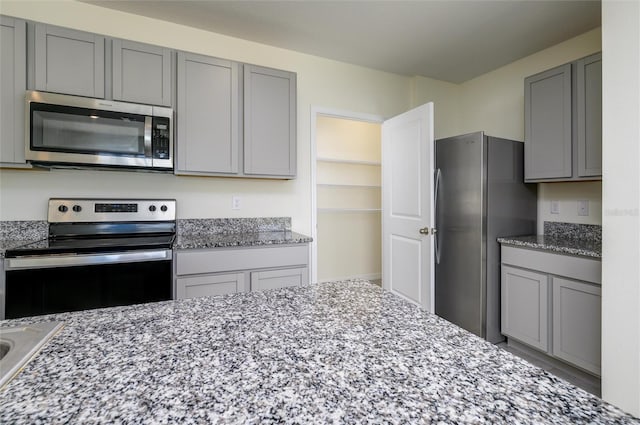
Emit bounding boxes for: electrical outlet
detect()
[550,201,560,214]
[578,200,589,216]
[232,196,241,210]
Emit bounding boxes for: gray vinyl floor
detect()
[497,342,601,397]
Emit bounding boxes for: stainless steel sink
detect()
[0,321,63,389]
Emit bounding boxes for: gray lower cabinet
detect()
[501,265,549,352]
[175,52,239,175]
[552,277,601,375]
[33,23,105,98]
[0,16,27,167]
[500,245,602,376]
[524,52,602,182]
[250,267,308,291]
[176,272,244,299]
[243,65,296,178]
[175,244,309,300]
[112,39,172,106]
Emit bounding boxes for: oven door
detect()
[2,249,172,319]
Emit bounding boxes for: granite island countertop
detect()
[1,280,636,424]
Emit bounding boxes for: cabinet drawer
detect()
[176,272,244,300]
[250,267,308,292]
[501,246,600,284]
[176,244,308,275]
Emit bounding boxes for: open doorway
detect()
[311,108,383,284]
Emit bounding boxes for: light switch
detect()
[550,201,560,214]
[578,200,589,216]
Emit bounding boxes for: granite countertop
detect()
[497,235,601,258]
[175,231,312,250]
[1,280,636,424]
[0,238,47,259]
[0,218,312,257]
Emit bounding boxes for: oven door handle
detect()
[4,249,172,270]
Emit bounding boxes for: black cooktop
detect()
[5,234,175,257]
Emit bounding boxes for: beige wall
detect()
[0,0,416,235]
[601,0,640,415]
[412,28,603,233]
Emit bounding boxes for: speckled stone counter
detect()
[498,222,601,258]
[175,217,311,249]
[1,281,636,424]
[0,220,48,258]
[497,234,601,258]
[175,230,312,249]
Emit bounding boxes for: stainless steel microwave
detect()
[25,91,173,171]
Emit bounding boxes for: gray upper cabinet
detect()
[176,52,239,175]
[524,53,602,182]
[524,63,572,181]
[112,39,172,107]
[33,24,105,98]
[244,65,296,178]
[0,16,27,166]
[576,53,602,178]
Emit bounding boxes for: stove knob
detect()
[149,205,157,212]
[58,205,68,213]
[160,205,168,212]
[72,205,82,213]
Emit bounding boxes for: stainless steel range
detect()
[2,199,176,319]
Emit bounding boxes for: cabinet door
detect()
[176,273,244,300]
[501,265,549,351]
[243,65,296,177]
[576,53,602,178]
[34,24,105,98]
[552,277,601,376]
[0,17,26,166]
[176,52,239,174]
[524,63,572,181]
[250,267,308,292]
[112,39,172,106]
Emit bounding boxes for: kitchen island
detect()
[1,280,637,424]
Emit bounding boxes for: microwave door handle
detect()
[144,116,153,164]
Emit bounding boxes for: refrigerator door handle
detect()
[434,168,442,265]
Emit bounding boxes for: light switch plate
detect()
[550,201,560,214]
[578,200,589,216]
[232,196,241,210]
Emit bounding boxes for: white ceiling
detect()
[83,0,601,83]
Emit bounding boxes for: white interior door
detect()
[382,103,435,311]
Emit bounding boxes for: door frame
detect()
[310,106,384,284]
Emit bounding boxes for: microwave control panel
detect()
[152,117,171,160]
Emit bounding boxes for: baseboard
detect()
[317,272,381,283]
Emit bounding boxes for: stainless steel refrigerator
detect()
[434,132,537,343]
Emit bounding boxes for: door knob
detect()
[419,227,430,235]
